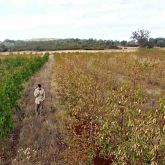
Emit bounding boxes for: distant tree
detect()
[121,40,127,47]
[131,29,150,48]
[0,44,8,52]
[157,39,165,47]
[147,38,155,48]
[150,38,165,47]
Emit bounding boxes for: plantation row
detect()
[0,54,48,137]
[52,50,165,165]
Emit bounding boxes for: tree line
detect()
[0,39,119,52]
[0,32,164,52]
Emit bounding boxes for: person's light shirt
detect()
[34,87,45,104]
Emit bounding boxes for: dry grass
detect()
[51,50,165,165]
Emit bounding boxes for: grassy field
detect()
[0,49,164,164]
[52,49,165,165]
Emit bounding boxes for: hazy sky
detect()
[0,0,164,41]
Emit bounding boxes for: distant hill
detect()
[27,38,58,42]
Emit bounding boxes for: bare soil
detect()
[0,48,138,56]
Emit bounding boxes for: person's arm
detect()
[34,89,39,97]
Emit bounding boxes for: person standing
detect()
[34,84,45,116]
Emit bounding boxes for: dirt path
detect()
[0,48,138,56]
[0,55,64,165]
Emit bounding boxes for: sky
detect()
[0,0,164,41]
